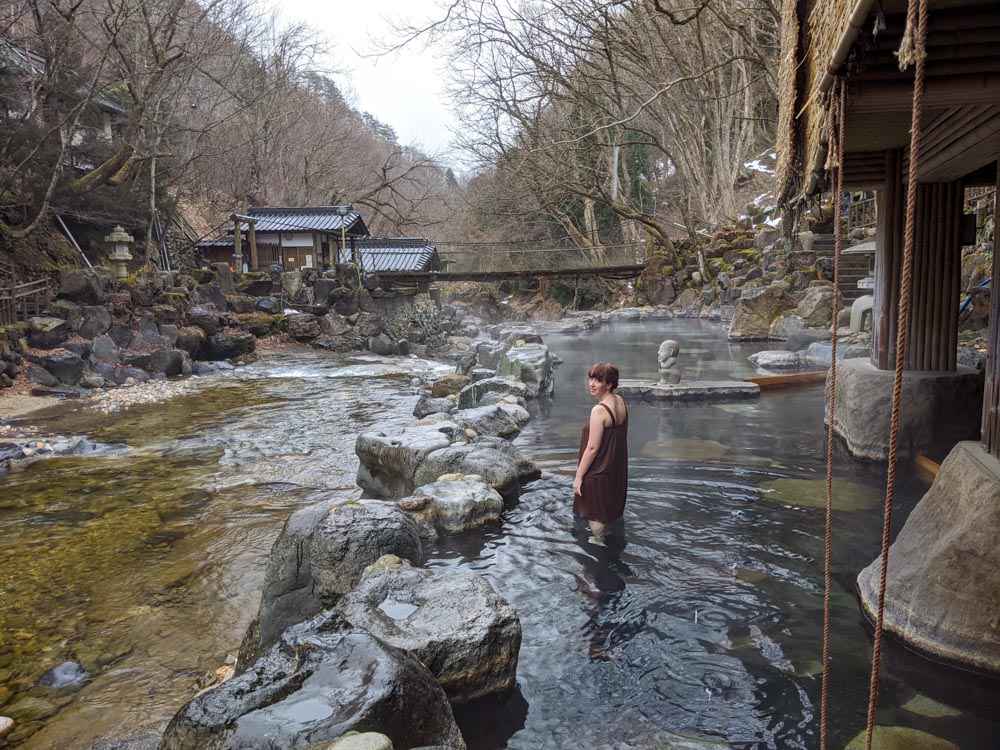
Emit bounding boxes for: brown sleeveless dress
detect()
[574,401,629,524]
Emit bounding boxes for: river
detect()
[1,318,998,749]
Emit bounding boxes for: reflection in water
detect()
[1,321,998,749]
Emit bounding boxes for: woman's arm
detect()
[573,406,608,495]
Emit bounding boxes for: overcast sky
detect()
[276,0,459,162]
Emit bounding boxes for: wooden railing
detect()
[0,276,51,326]
[848,196,877,231]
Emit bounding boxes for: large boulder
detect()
[50,299,82,331]
[768,314,831,350]
[58,267,115,305]
[728,285,798,341]
[792,284,839,328]
[248,498,422,654]
[450,401,529,439]
[413,438,538,495]
[163,611,465,750]
[38,352,84,385]
[857,441,1000,673]
[320,312,351,337]
[457,376,529,410]
[149,349,185,376]
[338,567,521,705]
[89,336,120,366]
[356,423,459,498]
[280,270,302,298]
[497,342,554,398]
[285,313,322,341]
[236,273,273,297]
[187,306,220,336]
[203,332,256,361]
[27,317,71,349]
[78,306,112,339]
[474,340,506,370]
[402,476,504,535]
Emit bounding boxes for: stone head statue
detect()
[657,339,682,385]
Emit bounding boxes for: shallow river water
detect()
[1,319,999,749]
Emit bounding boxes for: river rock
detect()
[368,334,395,355]
[203,332,256,361]
[188,306,220,336]
[803,341,871,367]
[431,374,470,398]
[253,296,280,315]
[285,313,322,341]
[497,342,554,398]
[149,349,185,376]
[728,285,798,340]
[749,350,806,372]
[313,335,366,353]
[39,352,84,385]
[36,661,87,688]
[315,732,394,750]
[0,717,12,739]
[404,477,504,534]
[280,270,302,297]
[354,312,382,339]
[356,423,460,498]
[78,305,112,339]
[165,611,465,750]
[28,317,71,349]
[249,498,423,654]
[413,438,537,495]
[457,376,529,410]
[497,325,542,345]
[90,336,120,366]
[413,394,455,419]
[320,312,351,337]
[474,340,506,370]
[337,567,521,704]
[50,299,82,331]
[115,366,149,385]
[768,312,832,349]
[857,442,1000,673]
[792,284,838,328]
[451,402,528,439]
[58,267,114,305]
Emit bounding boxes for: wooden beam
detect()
[848,74,1000,112]
[248,219,258,271]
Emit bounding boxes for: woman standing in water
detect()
[573,363,628,546]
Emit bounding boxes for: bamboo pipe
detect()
[820,0,878,95]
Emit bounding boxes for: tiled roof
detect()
[241,207,369,235]
[356,239,441,273]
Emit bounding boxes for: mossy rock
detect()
[844,726,958,750]
[659,265,676,276]
[240,313,283,337]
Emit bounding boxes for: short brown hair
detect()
[588,362,620,391]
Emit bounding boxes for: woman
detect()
[573,363,628,546]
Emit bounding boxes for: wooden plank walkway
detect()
[745,371,828,389]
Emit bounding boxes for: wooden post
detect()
[248,219,258,271]
[231,215,242,271]
[982,162,1000,458]
[873,149,903,369]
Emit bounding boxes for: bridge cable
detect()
[820,73,847,750]
[864,0,928,747]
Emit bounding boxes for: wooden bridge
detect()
[379,262,645,289]
[0,261,51,326]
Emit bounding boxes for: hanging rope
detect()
[864,1,928,747]
[820,75,847,750]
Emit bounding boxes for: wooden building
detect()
[778,0,1000,677]
[778,0,1000,458]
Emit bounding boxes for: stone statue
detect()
[657,339,682,385]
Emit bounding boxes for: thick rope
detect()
[864,1,928,746]
[820,77,847,750]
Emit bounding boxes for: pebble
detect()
[0,716,13,739]
[89,379,200,414]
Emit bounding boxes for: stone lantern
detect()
[105,225,134,279]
